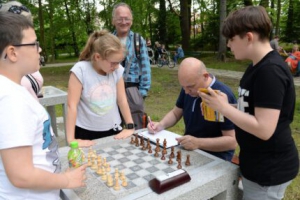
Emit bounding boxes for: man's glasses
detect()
[4,41,39,59]
[115,18,132,23]
[13,41,40,52]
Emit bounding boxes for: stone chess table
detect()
[59,130,240,200]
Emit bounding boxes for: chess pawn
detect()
[161,152,166,160]
[107,174,113,187]
[154,150,159,157]
[114,177,120,191]
[106,163,111,172]
[140,136,144,146]
[155,138,160,152]
[103,157,107,167]
[91,158,97,170]
[148,145,152,154]
[130,136,135,144]
[177,160,182,169]
[162,146,167,155]
[101,171,107,182]
[96,165,103,175]
[135,135,139,147]
[142,142,147,151]
[120,171,125,181]
[122,177,128,187]
[115,168,119,179]
[88,147,93,154]
[170,146,175,158]
[168,155,173,164]
[97,155,102,163]
[87,157,92,167]
[185,154,191,166]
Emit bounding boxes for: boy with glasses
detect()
[0,12,87,199]
[0,1,43,100]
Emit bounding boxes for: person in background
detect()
[285,45,300,77]
[148,57,237,161]
[66,30,135,147]
[0,12,87,200]
[0,1,43,100]
[154,41,162,64]
[199,6,299,200]
[112,2,151,129]
[173,44,184,64]
[270,35,280,52]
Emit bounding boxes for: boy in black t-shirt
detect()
[199,6,299,200]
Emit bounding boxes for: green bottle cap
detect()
[70,141,79,148]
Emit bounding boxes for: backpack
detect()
[124,32,148,129]
[133,33,142,60]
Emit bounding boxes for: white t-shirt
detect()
[0,75,60,200]
[71,61,124,131]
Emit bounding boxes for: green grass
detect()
[40,62,300,199]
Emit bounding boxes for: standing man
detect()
[112,3,151,129]
[148,58,237,161]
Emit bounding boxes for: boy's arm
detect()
[1,146,86,189]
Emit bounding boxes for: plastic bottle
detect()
[68,141,82,168]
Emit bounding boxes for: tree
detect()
[168,0,191,50]
[244,0,253,5]
[275,0,281,36]
[217,0,227,61]
[260,0,269,8]
[157,0,167,45]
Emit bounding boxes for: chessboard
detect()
[60,135,215,200]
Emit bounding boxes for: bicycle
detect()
[156,51,176,68]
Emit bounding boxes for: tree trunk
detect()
[275,0,281,36]
[179,0,191,51]
[244,0,253,5]
[158,0,167,45]
[63,0,79,57]
[48,0,56,62]
[217,0,227,61]
[285,0,294,42]
[260,0,269,8]
[38,0,46,59]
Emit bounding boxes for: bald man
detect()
[148,58,237,161]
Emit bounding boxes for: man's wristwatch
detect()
[125,123,136,129]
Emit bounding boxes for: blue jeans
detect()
[173,55,181,63]
[241,176,292,200]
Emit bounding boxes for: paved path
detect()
[43,62,300,87]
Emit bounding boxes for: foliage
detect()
[16,0,300,62]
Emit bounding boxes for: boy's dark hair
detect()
[222,6,272,41]
[0,12,33,56]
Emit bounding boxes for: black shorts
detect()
[75,126,121,140]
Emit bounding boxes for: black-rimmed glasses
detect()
[13,41,40,52]
[3,41,39,59]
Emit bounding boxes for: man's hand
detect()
[147,121,164,134]
[176,135,199,150]
[114,129,134,139]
